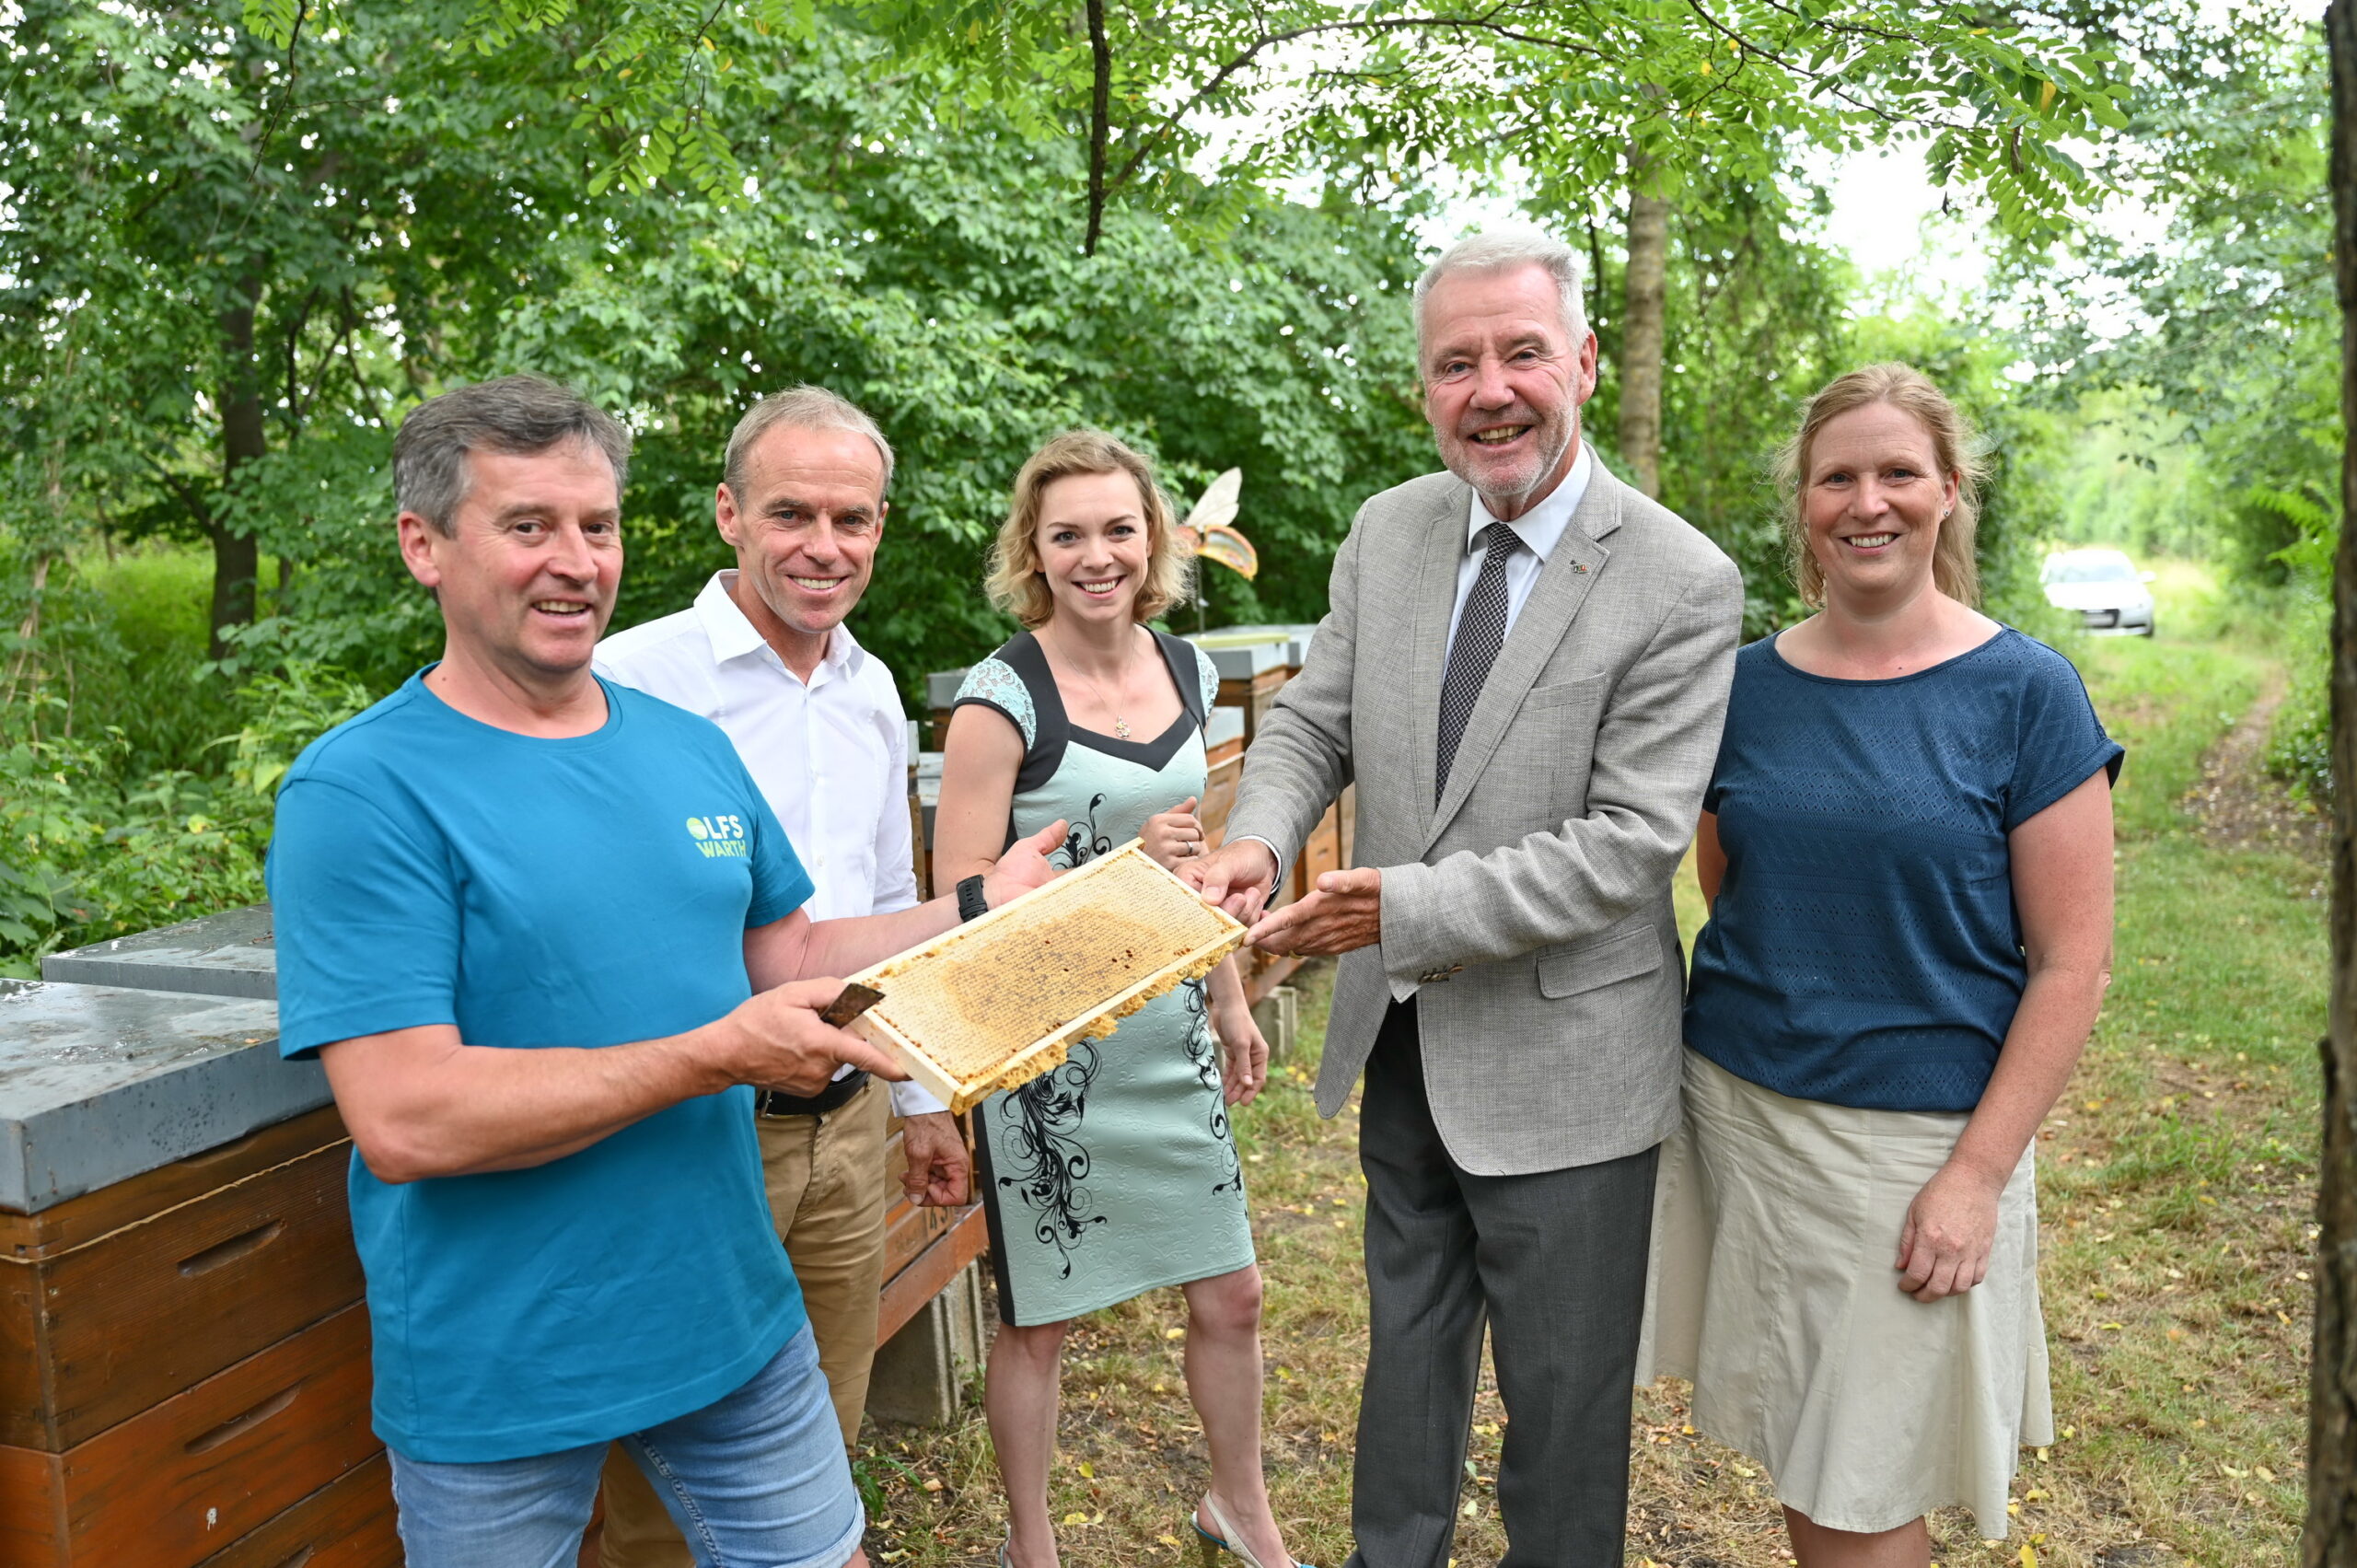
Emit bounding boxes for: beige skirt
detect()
[1636,1051,2052,1539]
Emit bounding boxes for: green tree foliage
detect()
[493,21,1434,681]
[0,0,2171,974]
[0,0,598,655]
[1575,168,1857,630]
[0,3,1436,970]
[2016,12,2332,578]
[2003,9,2333,794]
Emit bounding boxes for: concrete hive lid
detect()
[43,903,278,1000]
[925,668,971,710]
[0,979,325,1212]
[1182,634,1290,681]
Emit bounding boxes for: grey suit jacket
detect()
[1225,450,1744,1177]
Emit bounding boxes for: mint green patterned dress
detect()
[952,631,1255,1326]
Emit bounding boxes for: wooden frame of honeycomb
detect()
[846,840,1248,1112]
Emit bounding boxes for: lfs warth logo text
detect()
[685,815,750,857]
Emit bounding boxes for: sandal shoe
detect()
[1192,1493,1318,1568]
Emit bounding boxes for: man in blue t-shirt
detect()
[267,376,1062,1568]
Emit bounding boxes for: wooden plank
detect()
[2,1142,365,1450]
[0,1255,49,1464]
[906,794,932,901]
[1245,951,1304,1006]
[877,1204,988,1347]
[1301,806,1343,890]
[0,1107,346,1260]
[0,1435,64,1566]
[1215,667,1291,745]
[881,1197,958,1281]
[1199,751,1243,846]
[195,1451,399,1568]
[2,1303,377,1568]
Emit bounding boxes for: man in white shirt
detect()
[591,386,968,1568]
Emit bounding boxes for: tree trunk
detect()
[2307,4,2357,1562]
[212,282,267,658]
[1618,175,1668,501]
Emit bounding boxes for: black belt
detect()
[756,1070,869,1119]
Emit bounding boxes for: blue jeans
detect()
[389,1324,863,1568]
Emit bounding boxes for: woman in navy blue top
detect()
[1639,366,2120,1566]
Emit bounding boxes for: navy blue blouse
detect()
[1683,628,2124,1112]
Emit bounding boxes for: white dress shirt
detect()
[1446,441,1594,649]
[596,571,946,1116]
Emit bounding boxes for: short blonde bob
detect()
[986,430,1193,629]
[1776,363,1989,609]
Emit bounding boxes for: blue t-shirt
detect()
[1683,628,2123,1112]
[266,670,816,1463]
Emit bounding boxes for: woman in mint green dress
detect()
[935,431,1305,1568]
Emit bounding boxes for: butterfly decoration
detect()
[1172,468,1257,582]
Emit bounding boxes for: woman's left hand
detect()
[1212,1000,1271,1108]
[1896,1160,2004,1301]
[1141,796,1205,871]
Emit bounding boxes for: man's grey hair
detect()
[393,375,632,536]
[723,385,895,503]
[1411,228,1590,359]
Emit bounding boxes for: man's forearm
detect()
[790,897,960,982]
[326,1023,736,1185]
[1379,807,1691,974]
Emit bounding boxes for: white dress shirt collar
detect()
[1467,440,1594,562]
[692,570,864,689]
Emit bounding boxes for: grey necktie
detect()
[1435,520,1521,800]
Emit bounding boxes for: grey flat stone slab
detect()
[0,979,324,1213]
[44,904,277,1000]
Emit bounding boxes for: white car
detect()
[2040,548,2156,636]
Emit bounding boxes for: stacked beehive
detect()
[0,972,394,1568]
[1184,628,1353,997]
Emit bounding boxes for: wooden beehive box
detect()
[848,842,1246,1112]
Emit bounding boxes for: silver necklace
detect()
[1053,628,1141,739]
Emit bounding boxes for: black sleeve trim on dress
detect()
[1155,630,1209,727]
[1000,632,1071,797]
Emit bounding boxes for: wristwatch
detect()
[956,874,990,923]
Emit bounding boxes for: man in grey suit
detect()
[1185,229,1744,1567]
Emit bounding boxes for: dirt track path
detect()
[2187,663,2328,867]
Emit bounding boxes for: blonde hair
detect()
[1776,363,1988,609]
[985,430,1192,630]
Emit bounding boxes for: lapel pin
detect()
[1573,563,1589,575]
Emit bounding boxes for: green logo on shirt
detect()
[687,815,749,857]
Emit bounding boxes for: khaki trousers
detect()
[598,1081,891,1568]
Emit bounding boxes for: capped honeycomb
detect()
[851,842,1246,1111]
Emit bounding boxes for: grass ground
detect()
[856,577,2327,1567]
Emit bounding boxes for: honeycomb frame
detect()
[846,840,1248,1113]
